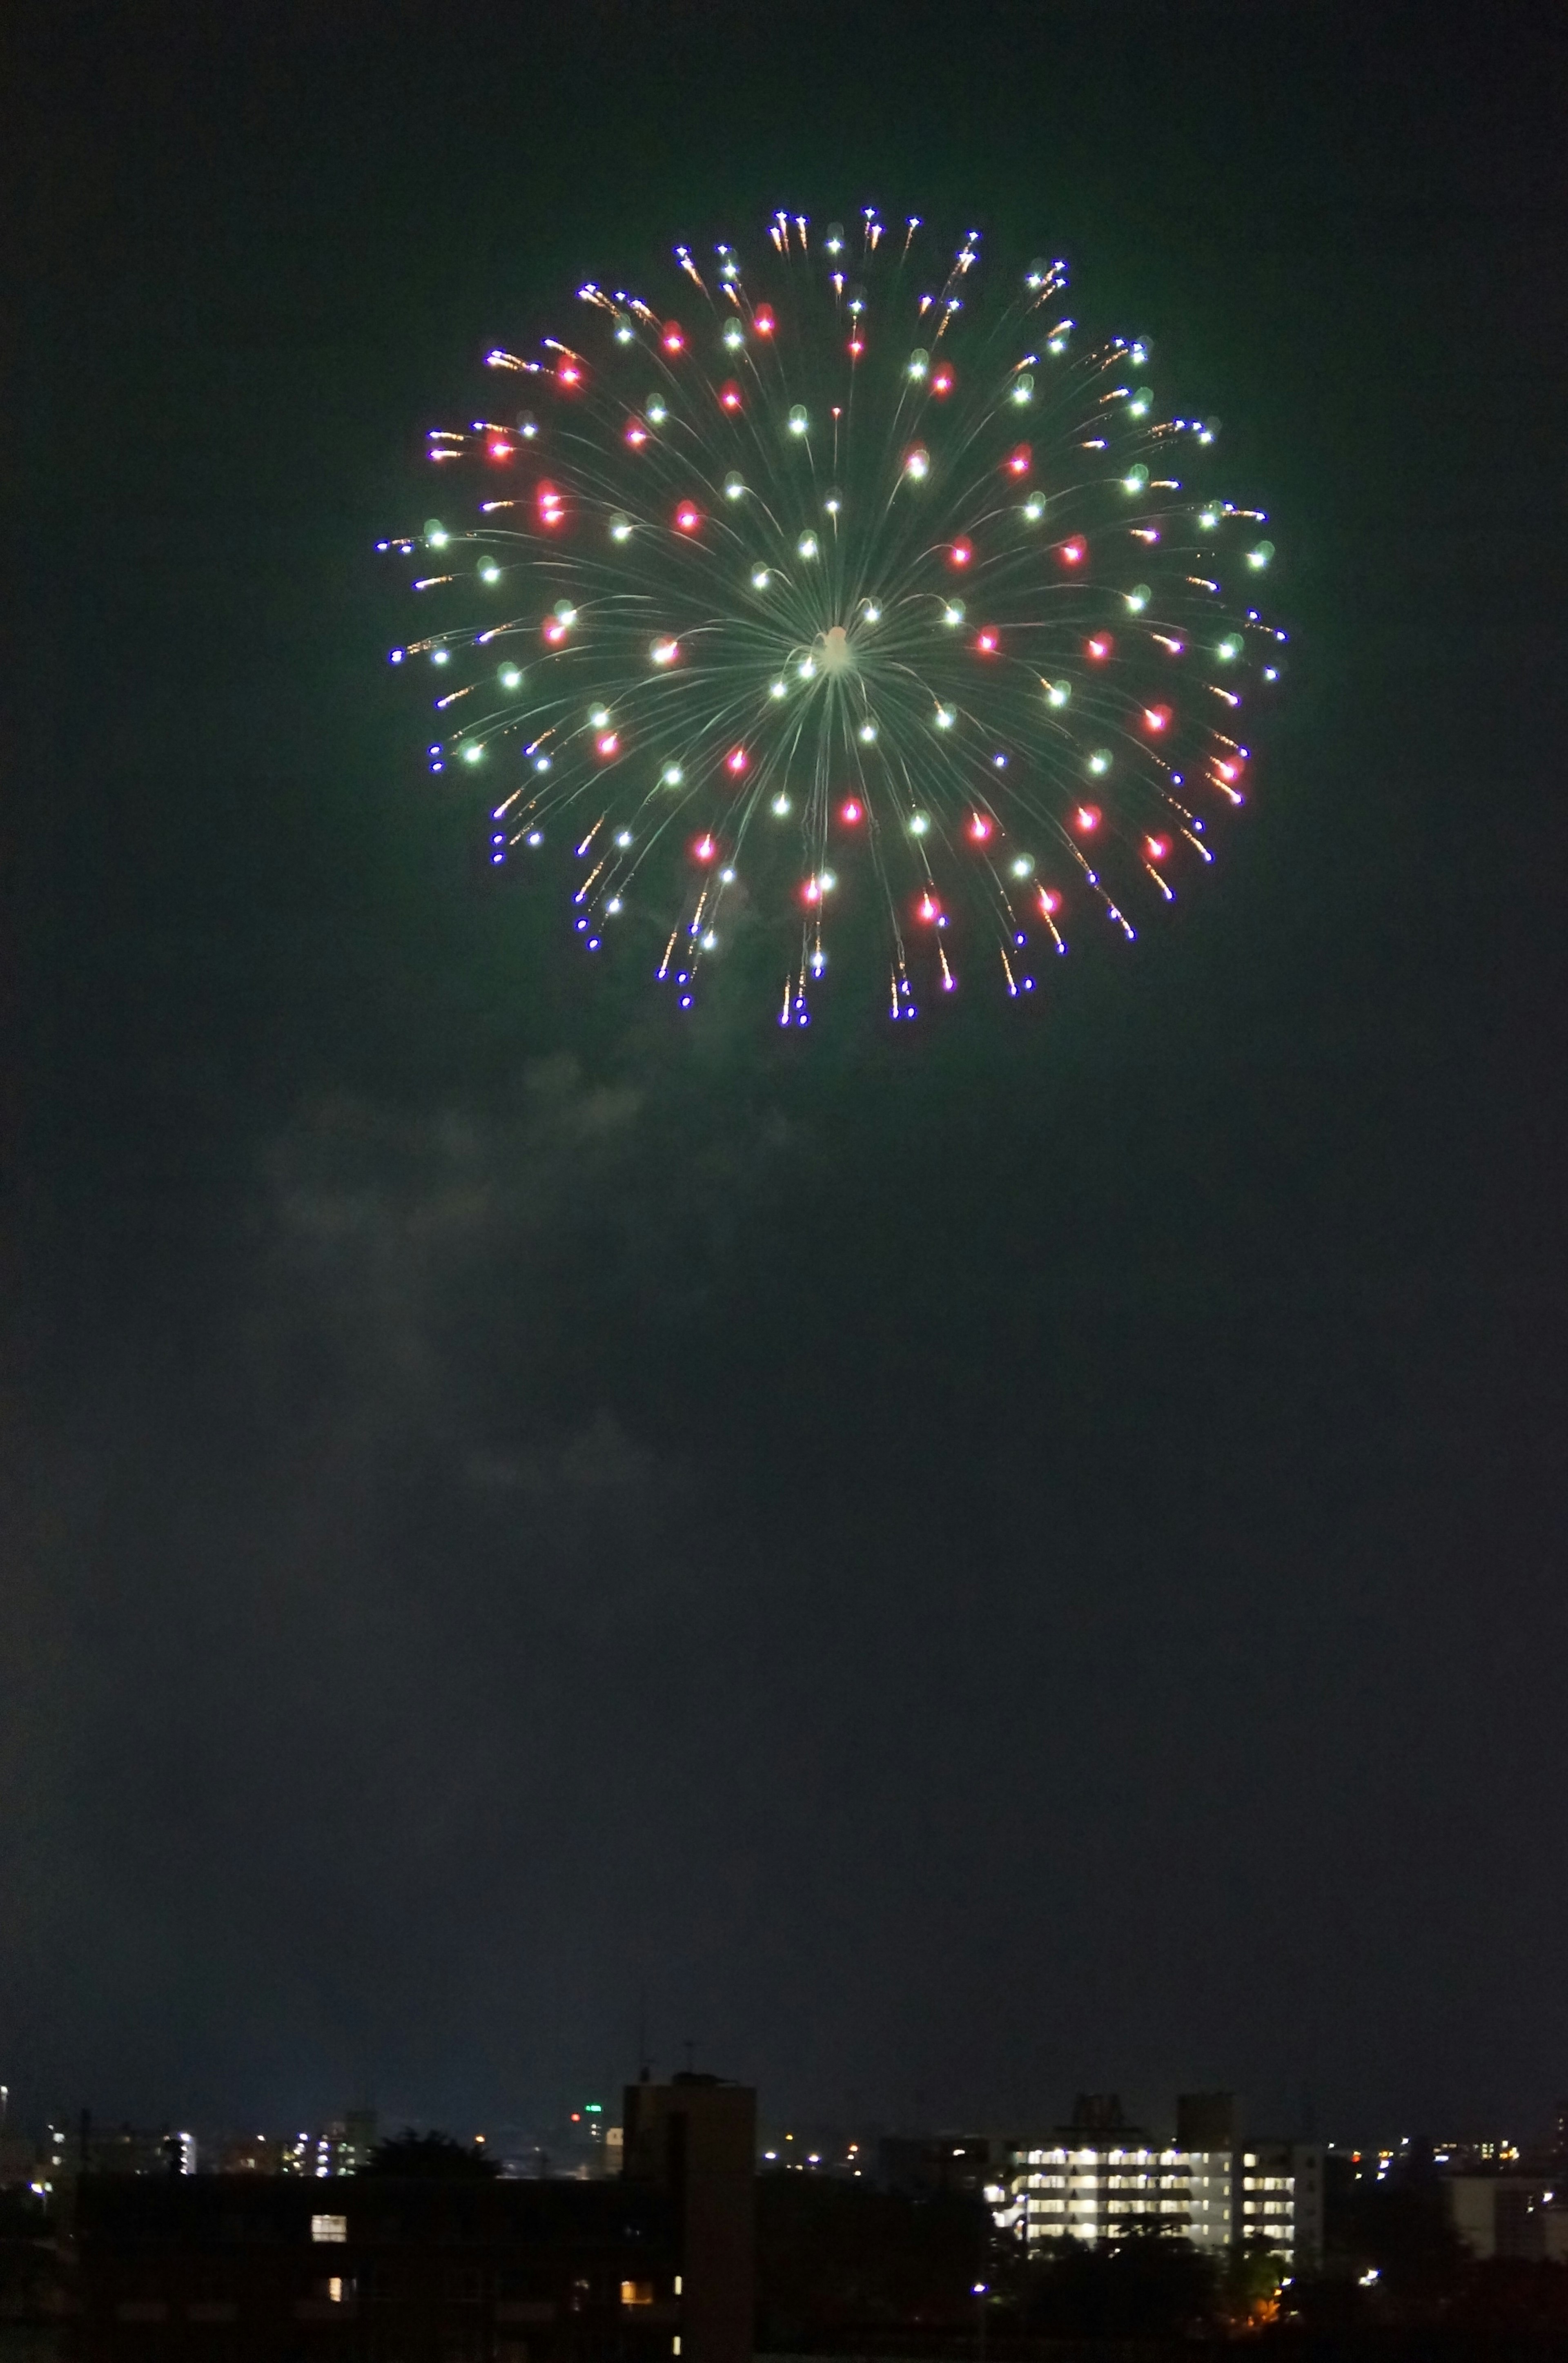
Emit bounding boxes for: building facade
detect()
[989,2095,1322,2266]
[64,2076,755,2363]
[1237,2140,1322,2260]
[622,2075,755,2363]
[66,2173,681,2363]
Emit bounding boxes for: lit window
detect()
[311,2215,347,2245]
[621,2283,655,2308]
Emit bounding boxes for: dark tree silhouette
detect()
[358,2129,498,2179]
[755,2175,989,2345]
[1016,2226,1218,2340]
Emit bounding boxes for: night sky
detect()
[9,0,1567,2145]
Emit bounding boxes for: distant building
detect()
[757,2128,871,2180]
[212,2135,285,2178]
[42,2121,196,2184]
[989,2092,1322,2266]
[877,2134,993,2200]
[1447,2173,1568,2262]
[1176,2093,1237,2153]
[275,2113,379,2179]
[33,2111,375,2191]
[492,2106,622,2183]
[206,2112,377,2181]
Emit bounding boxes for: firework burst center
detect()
[815,624,857,675]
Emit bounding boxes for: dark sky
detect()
[8,0,1567,2146]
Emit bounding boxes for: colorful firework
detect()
[381,208,1285,1025]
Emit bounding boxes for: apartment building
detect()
[988,2093,1322,2266]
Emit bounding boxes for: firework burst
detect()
[382,208,1285,1025]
